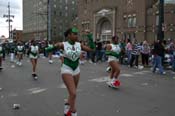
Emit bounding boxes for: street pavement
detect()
[0,56,175,116]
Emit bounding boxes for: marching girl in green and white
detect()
[46,41,54,64]
[52,27,93,116]
[105,36,121,88]
[28,40,39,80]
[0,43,4,70]
[16,41,24,66]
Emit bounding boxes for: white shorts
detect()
[29,54,38,59]
[108,56,119,62]
[61,64,80,76]
[17,52,23,55]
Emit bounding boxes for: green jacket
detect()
[87,33,95,49]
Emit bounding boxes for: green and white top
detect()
[62,41,81,70]
[29,45,39,58]
[17,45,24,53]
[106,43,121,59]
[111,44,121,54]
[47,44,54,52]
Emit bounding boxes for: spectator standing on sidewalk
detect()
[95,39,103,63]
[129,39,141,68]
[125,39,132,65]
[86,31,96,64]
[141,40,150,67]
[167,39,175,71]
[152,40,166,74]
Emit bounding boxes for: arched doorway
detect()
[96,18,112,42]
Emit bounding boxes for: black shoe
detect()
[0,67,3,71]
[32,73,38,80]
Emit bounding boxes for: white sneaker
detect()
[64,103,70,115]
[106,66,111,72]
[71,112,77,116]
[49,60,53,64]
[34,75,38,80]
[19,62,22,66]
[162,72,166,75]
[134,66,138,69]
[89,60,93,64]
[16,61,19,65]
[138,65,144,70]
[109,78,120,88]
[32,73,38,80]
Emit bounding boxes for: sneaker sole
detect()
[106,82,120,89]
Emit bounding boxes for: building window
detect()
[128,16,136,28]
[84,9,87,14]
[65,6,68,10]
[128,17,132,27]
[54,4,56,8]
[72,1,75,4]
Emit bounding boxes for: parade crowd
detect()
[1,36,174,73]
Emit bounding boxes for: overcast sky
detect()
[0,0,22,37]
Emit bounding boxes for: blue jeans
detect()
[127,50,132,64]
[153,55,164,74]
[89,51,96,63]
[95,50,102,62]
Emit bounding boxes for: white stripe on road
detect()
[134,72,146,75]
[8,93,18,97]
[57,84,66,89]
[28,88,47,94]
[120,74,133,77]
[134,70,150,75]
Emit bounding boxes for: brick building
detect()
[77,0,175,43]
[23,0,77,41]
[12,29,23,41]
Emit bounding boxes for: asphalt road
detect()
[0,56,175,116]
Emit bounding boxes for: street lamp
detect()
[157,0,164,41]
[47,0,51,41]
[3,2,14,40]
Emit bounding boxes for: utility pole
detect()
[47,0,51,41]
[3,2,14,40]
[157,0,164,41]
